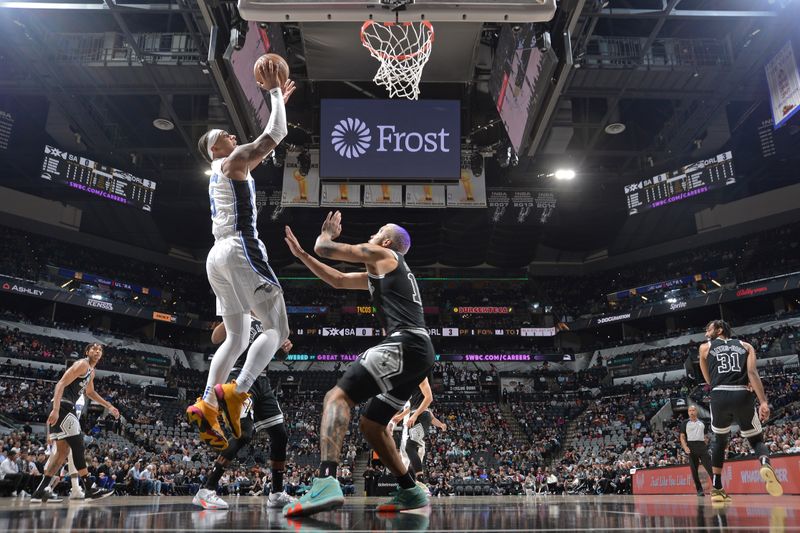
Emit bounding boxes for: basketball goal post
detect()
[237,0,557,99]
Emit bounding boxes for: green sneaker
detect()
[282,477,344,517]
[376,485,429,513]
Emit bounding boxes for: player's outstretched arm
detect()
[407,378,433,427]
[698,343,711,385]
[285,226,368,290]
[313,211,395,266]
[85,372,119,418]
[744,341,770,421]
[223,60,290,179]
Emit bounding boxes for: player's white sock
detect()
[71,476,80,492]
[236,329,279,393]
[204,313,250,406]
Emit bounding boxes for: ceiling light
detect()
[153,118,175,131]
[554,169,576,180]
[204,169,213,176]
[604,123,626,135]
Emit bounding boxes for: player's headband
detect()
[206,129,224,160]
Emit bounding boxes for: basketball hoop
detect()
[360,20,434,100]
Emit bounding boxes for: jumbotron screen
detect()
[624,151,735,216]
[40,145,156,211]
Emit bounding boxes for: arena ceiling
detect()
[0,0,798,268]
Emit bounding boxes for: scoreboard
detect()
[40,145,156,212]
[624,151,735,215]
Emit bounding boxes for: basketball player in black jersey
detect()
[30,343,119,503]
[390,378,447,488]
[698,320,783,502]
[283,211,435,516]
[192,318,296,510]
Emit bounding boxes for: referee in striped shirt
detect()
[680,405,713,496]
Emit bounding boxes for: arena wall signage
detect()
[454,306,513,314]
[0,275,203,329]
[291,326,556,337]
[320,99,460,180]
[570,273,800,330]
[40,145,156,211]
[58,267,161,298]
[633,454,800,495]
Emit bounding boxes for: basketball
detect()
[254,53,289,88]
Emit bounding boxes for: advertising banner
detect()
[633,454,800,495]
[320,99,460,180]
[766,40,800,129]
[320,183,361,207]
[405,184,446,208]
[363,184,403,207]
[281,151,320,207]
[446,159,487,208]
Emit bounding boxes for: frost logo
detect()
[331,118,371,159]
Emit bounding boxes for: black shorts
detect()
[710,387,762,438]
[49,401,81,440]
[248,376,285,432]
[337,329,435,425]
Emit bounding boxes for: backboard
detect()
[237,0,557,23]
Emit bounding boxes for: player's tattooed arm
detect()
[314,211,392,265]
[285,226,369,290]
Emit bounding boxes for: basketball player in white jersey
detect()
[187,60,296,451]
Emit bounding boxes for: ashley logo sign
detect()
[321,99,460,180]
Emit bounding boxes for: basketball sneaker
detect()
[70,488,85,500]
[214,381,250,439]
[193,488,229,510]
[376,485,429,513]
[266,490,296,509]
[186,397,228,451]
[415,480,431,497]
[759,458,783,497]
[710,487,732,503]
[282,476,344,517]
[86,486,114,501]
[30,490,63,503]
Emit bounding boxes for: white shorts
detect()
[206,235,285,318]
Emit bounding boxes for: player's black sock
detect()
[206,463,225,490]
[34,475,52,495]
[760,455,770,466]
[271,468,284,494]
[319,461,338,478]
[712,474,722,490]
[396,470,416,490]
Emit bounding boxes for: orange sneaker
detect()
[186,398,228,451]
[214,381,250,438]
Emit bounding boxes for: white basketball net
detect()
[360,20,434,100]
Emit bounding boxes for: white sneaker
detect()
[70,489,86,500]
[19,490,31,498]
[266,491,296,508]
[192,488,229,510]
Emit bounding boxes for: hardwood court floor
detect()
[0,494,797,532]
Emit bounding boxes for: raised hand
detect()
[256,59,281,91]
[282,79,296,104]
[321,211,342,240]
[284,226,307,258]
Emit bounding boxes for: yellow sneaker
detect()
[760,462,784,497]
[186,398,228,451]
[711,488,732,503]
[214,381,250,438]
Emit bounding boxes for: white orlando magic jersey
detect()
[208,158,260,241]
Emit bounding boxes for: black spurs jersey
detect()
[367,251,425,334]
[706,338,749,388]
[63,360,93,404]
